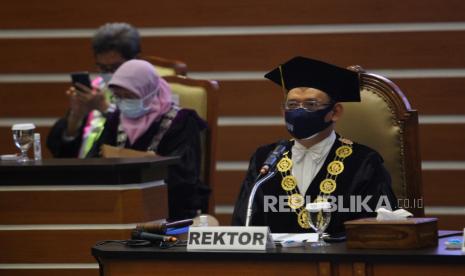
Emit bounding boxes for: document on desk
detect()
[272,233,318,247]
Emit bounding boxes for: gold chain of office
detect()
[276,137,354,229]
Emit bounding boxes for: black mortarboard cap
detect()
[264,56,360,102]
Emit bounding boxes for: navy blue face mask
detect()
[284,105,334,139]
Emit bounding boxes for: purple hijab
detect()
[109,59,172,145]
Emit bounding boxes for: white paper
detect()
[376,207,413,221]
[271,233,319,246]
[0,154,19,161]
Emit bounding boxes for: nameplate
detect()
[187,226,273,251]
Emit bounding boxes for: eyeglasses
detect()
[283,100,333,112]
[96,62,124,73]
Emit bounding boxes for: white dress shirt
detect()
[291,131,336,195]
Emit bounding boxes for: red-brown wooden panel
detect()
[216,124,465,161]
[214,171,246,206]
[217,125,289,161]
[1,0,464,29]
[0,269,98,276]
[2,31,465,73]
[0,229,130,263]
[434,215,465,230]
[422,170,465,206]
[373,263,465,276]
[394,78,465,115]
[214,170,465,206]
[1,77,464,118]
[218,78,465,116]
[103,258,320,276]
[1,124,464,162]
[0,77,463,118]
[0,186,167,224]
[419,124,465,160]
[0,83,69,117]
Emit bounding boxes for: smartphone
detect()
[70,71,91,91]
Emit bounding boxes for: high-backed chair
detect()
[336,66,423,216]
[144,55,188,76]
[163,75,219,214]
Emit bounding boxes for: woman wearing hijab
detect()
[47,60,210,220]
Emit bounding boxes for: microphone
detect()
[131,229,177,242]
[246,140,288,226]
[259,140,288,175]
[136,219,193,234]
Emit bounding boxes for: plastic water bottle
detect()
[34,133,42,161]
[198,215,209,227]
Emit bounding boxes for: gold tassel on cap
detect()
[278,65,287,97]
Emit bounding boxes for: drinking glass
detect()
[306,202,332,247]
[12,124,35,163]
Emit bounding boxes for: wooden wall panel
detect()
[216,124,465,161]
[419,124,465,160]
[1,77,464,118]
[0,83,69,117]
[422,170,465,206]
[218,78,465,116]
[214,170,465,206]
[1,0,465,29]
[217,126,289,161]
[433,215,465,230]
[3,80,462,116]
[0,229,130,262]
[2,31,465,73]
[394,78,465,115]
[214,171,245,206]
[1,124,464,161]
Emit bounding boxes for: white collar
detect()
[292,131,336,163]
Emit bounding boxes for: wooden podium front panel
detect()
[103,259,324,276]
[0,229,130,263]
[0,157,174,275]
[0,183,167,224]
[372,263,465,276]
[0,269,99,276]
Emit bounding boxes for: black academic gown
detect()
[231,135,397,235]
[47,109,210,220]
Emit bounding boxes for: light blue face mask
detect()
[116,92,156,119]
[100,73,113,84]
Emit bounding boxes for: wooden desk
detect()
[0,157,177,276]
[92,233,465,276]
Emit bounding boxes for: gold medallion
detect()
[327,160,344,175]
[297,209,310,229]
[336,145,353,159]
[281,175,297,191]
[277,156,293,172]
[339,137,353,145]
[320,178,337,194]
[314,195,328,203]
[288,193,304,209]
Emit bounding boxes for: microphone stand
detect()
[245,170,278,227]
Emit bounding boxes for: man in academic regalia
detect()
[232,56,397,235]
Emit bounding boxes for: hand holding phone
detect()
[70,71,91,92]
